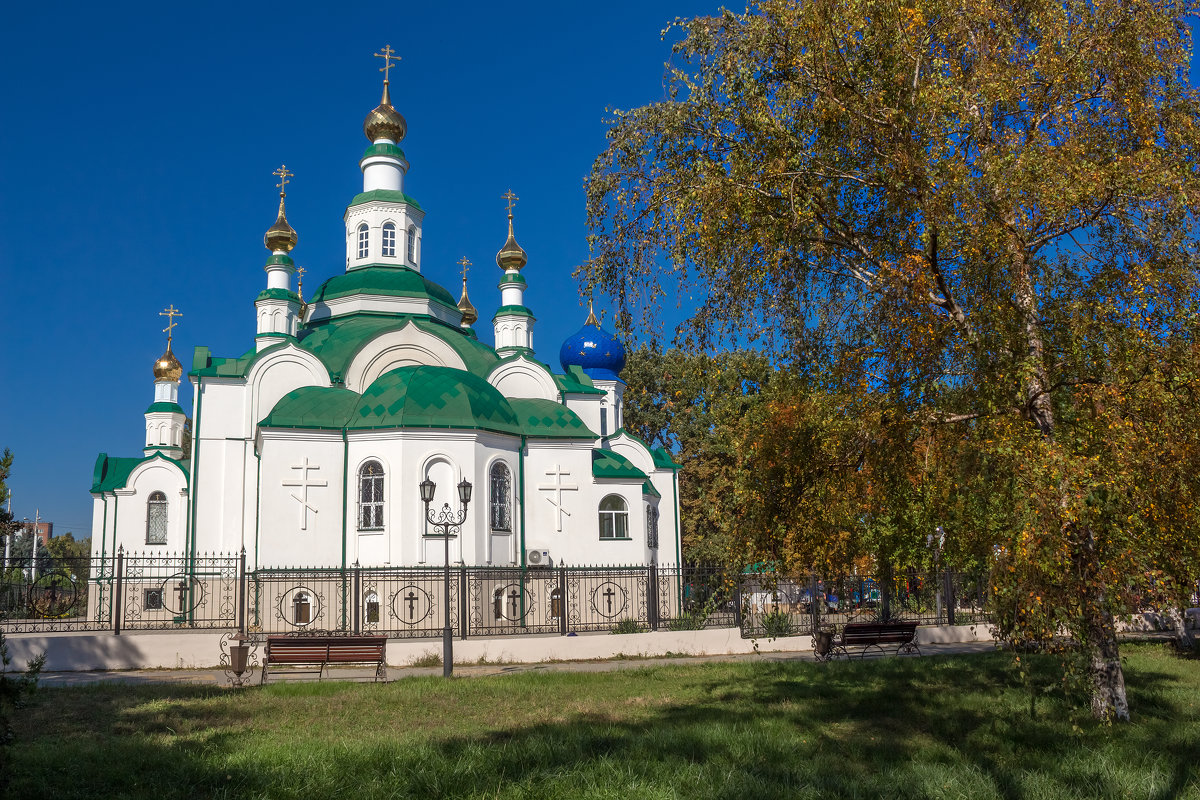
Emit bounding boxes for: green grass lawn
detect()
[7,644,1200,799]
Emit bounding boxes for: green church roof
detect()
[259,387,361,429]
[91,452,189,493]
[509,398,597,439]
[643,480,661,498]
[651,447,683,470]
[592,449,648,481]
[308,266,457,308]
[349,366,522,434]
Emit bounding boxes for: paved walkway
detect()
[34,641,998,688]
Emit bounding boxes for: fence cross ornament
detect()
[537,464,578,531]
[281,458,327,530]
[405,590,418,620]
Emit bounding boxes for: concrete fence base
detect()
[2,623,998,673]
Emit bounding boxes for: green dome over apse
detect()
[308,266,458,309]
[348,365,523,434]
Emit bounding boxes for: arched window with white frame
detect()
[358,460,385,530]
[407,226,416,264]
[489,462,512,532]
[146,491,168,545]
[381,222,396,257]
[599,495,628,540]
[357,223,369,259]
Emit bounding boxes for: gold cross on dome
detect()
[457,256,472,283]
[502,189,519,215]
[375,45,400,83]
[296,265,306,297]
[273,164,293,197]
[160,305,183,347]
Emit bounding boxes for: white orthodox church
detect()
[89,58,682,573]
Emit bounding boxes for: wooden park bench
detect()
[817,621,921,661]
[260,634,388,684]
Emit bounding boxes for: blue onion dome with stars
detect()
[559,301,626,382]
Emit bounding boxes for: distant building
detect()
[20,521,53,546]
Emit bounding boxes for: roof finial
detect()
[496,189,528,272]
[160,304,183,349]
[585,297,600,327]
[265,165,299,253]
[375,45,400,105]
[456,256,478,326]
[296,266,306,300]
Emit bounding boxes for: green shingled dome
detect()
[349,365,522,435]
[308,266,458,308]
[260,387,361,429]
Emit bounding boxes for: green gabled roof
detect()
[309,266,457,308]
[145,401,184,415]
[348,365,522,435]
[348,189,423,211]
[91,452,188,493]
[256,288,301,303]
[191,344,261,378]
[509,398,597,439]
[260,386,360,429]
[592,449,648,481]
[652,447,683,470]
[643,480,661,498]
[556,365,606,395]
[361,142,406,161]
[298,315,500,382]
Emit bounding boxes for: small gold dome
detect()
[363,83,407,142]
[264,197,298,253]
[154,347,183,382]
[457,282,478,327]
[496,214,528,272]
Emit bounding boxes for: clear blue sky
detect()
[0,0,723,538]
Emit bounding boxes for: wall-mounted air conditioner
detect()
[527,549,551,567]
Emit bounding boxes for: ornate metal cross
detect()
[537,464,578,532]
[159,305,182,347]
[375,44,400,82]
[502,189,519,215]
[457,256,471,283]
[273,164,293,197]
[281,457,327,530]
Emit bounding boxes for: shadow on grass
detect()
[9,647,1200,800]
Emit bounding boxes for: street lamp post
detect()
[420,477,472,678]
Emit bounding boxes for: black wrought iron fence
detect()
[0,550,996,640]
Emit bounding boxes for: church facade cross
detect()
[159,305,182,347]
[375,44,400,82]
[281,457,328,530]
[537,464,578,532]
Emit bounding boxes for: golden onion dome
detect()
[153,346,183,382]
[363,83,407,143]
[264,197,298,253]
[457,281,478,327]
[496,213,528,272]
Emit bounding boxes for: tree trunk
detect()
[1011,238,1131,721]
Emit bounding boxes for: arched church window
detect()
[358,461,385,530]
[599,495,628,540]
[382,222,396,257]
[357,223,369,259]
[407,226,416,263]
[146,491,167,545]
[489,462,512,532]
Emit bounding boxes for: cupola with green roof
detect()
[493,192,536,356]
[256,165,302,349]
[145,306,187,458]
